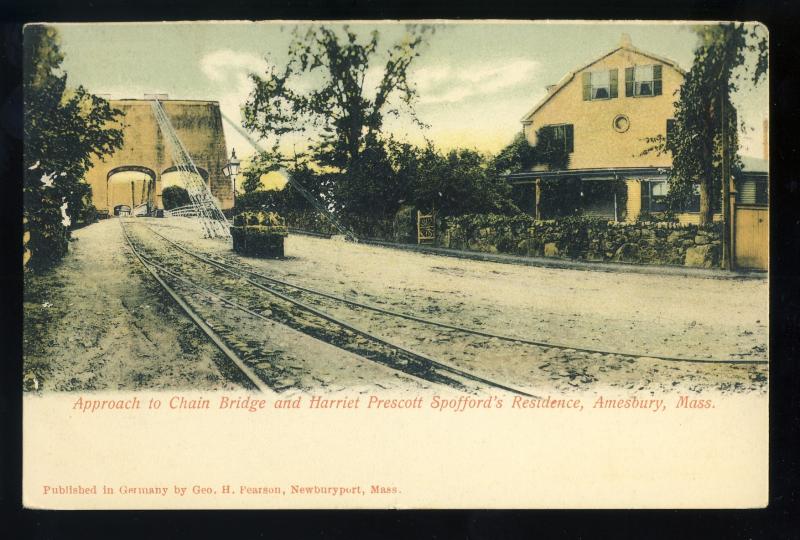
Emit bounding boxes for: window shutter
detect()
[565,124,574,153]
[641,181,651,213]
[625,67,634,97]
[609,69,618,98]
[582,72,591,101]
[666,118,676,144]
[653,64,663,95]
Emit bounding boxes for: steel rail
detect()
[119,218,272,392]
[132,253,488,395]
[127,221,534,396]
[145,224,768,366]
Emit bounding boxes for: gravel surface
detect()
[23,220,239,392]
[23,218,768,394]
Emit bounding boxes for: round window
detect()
[613,114,630,133]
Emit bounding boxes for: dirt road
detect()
[23,218,768,394]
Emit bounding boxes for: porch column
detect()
[625,179,641,223]
[534,178,542,221]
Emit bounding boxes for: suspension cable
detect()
[150,98,231,239]
[219,110,358,242]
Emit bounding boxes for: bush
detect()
[233,190,290,217]
[25,205,69,271]
[73,201,98,228]
[392,205,417,243]
[161,186,191,210]
[23,26,124,271]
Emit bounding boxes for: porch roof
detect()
[505,166,670,184]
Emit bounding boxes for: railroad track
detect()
[120,218,272,392]
[144,222,768,367]
[120,218,534,396]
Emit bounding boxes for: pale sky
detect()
[51,21,769,161]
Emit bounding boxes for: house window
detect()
[582,69,618,100]
[541,124,574,154]
[736,177,769,205]
[643,182,719,214]
[625,64,663,97]
[666,118,676,144]
[641,180,669,213]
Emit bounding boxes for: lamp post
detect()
[222,148,241,208]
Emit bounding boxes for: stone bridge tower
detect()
[84,97,232,215]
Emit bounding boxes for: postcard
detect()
[22,19,768,509]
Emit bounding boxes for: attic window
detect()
[635,66,654,95]
[625,64,663,97]
[582,69,618,101]
[591,71,610,99]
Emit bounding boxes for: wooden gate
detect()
[417,210,435,244]
[734,205,768,270]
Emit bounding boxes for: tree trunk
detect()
[698,178,713,225]
[698,133,715,225]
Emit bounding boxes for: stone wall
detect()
[280,208,723,269]
[438,214,722,268]
[283,210,404,242]
[84,99,232,213]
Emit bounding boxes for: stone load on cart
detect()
[230,210,288,258]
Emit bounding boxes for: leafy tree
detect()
[332,141,403,220]
[243,25,431,170]
[241,167,263,195]
[23,25,124,269]
[233,189,285,213]
[283,164,336,213]
[490,133,538,176]
[645,23,767,224]
[489,129,570,177]
[489,129,572,216]
[161,186,191,209]
[238,150,335,216]
[239,142,288,194]
[411,145,518,218]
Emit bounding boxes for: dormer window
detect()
[592,71,611,99]
[635,65,654,95]
[582,69,618,101]
[625,64,663,97]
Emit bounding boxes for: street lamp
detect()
[222,148,241,207]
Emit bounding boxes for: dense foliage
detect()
[237,138,523,227]
[489,130,570,177]
[645,23,767,224]
[161,185,191,210]
[243,25,432,171]
[409,144,518,217]
[23,25,124,270]
[239,24,637,233]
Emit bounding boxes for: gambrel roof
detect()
[520,41,686,124]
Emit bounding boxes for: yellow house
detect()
[508,34,713,224]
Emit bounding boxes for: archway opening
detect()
[107,166,156,214]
